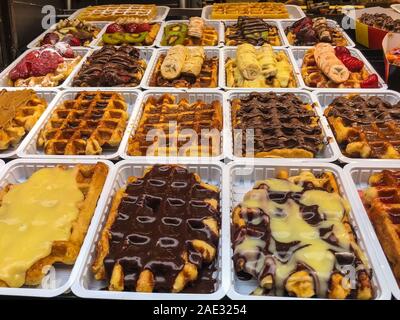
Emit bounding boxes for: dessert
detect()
[127,94,223,157]
[285,17,348,46]
[72,45,146,87]
[0,163,108,288]
[101,22,160,46]
[225,44,296,88]
[301,43,379,88]
[361,170,400,283]
[37,92,128,155]
[0,89,47,150]
[210,2,289,20]
[161,18,218,46]
[77,4,157,22]
[359,13,400,33]
[92,164,220,293]
[231,92,324,158]
[232,170,373,299]
[386,47,400,66]
[324,95,400,159]
[224,16,281,46]
[149,45,218,88]
[40,19,100,47]
[8,44,81,87]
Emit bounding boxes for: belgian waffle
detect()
[324,95,400,159]
[149,54,218,88]
[77,4,157,22]
[92,164,220,293]
[128,94,222,157]
[0,163,108,287]
[225,17,282,46]
[362,170,400,284]
[232,170,373,299]
[161,24,219,46]
[210,2,289,20]
[231,92,324,158]
[301,48,371,88]
[0,89,47,151]
[37,92,128,155]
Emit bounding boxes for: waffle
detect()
[92,164,220,293]
[225,17,281,46]
[128,94,222,157]
[37,92,128,155]
[161,24,218,46]
[301,48,371,88]
[362,170,400,283]
[232,170,373,299]
[324,95,400,159]
[231,92,324,158]
[77,4,157,22]
[210,2,289,20]
[0,163,108,287]
[0,89,47,150]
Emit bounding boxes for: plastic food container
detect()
[72,159,229,300]
[118,89,228,161]
[225,161,391,300]
[17,89,141,160]
[62,47,154,90]
[0,158,114,298]
[314,89,400,163]
[224,89,339,162]
[344,162,400,300]
[220,46,303,90]
[291,47,387,91]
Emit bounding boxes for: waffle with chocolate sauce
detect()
[324,95,400,159]
[362,170,400,284]
[231,92,324,158]
[359,13,400,33]
[72,45,147,87]
[232,170,374,299]
[127,94,223,157]
[92,164,220,293]
[225,17,282,46]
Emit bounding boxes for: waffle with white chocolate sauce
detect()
[232,170,373,299]
[77,4,157,22]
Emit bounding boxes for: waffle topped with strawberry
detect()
[101,22,160,46]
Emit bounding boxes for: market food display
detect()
[225,44,296,88]
[77,4,158,22]
[101,22,160,46]
[232,170,373,299]
[386,47,400,66]
[37,92,128,155]
[224,17,281,46]
[359,13,400,33]
[231,92,324,158]
[324,95,400,159]
[0,163,108,287]
[127,94,222,157]
[149,45,218,88]
[92,164,220,293]
[210,2,289,19]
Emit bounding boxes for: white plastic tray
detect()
[220,46,303,90]
[154,20,224,47]
[0,88,60,159]
[119,89,227,162]
[17,88,141,160]
[224,89,339,162]
[344,162,400,300]
[0,47,91,89]
[62,47,154,90]
[0,158,114,298]
[72,159,229,300]
[391,4,400,14]
[141,47,221,91]
[226,161,391,300]
[314,89,400,164]
[26,22,107,49]
[201,4,305,21]
[222,20,288,47]
[291,47,387,91]
[280,19,356,48]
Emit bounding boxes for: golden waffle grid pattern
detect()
[78,4,157,21]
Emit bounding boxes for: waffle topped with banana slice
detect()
[92,165,220,293]
[232,170,374,299]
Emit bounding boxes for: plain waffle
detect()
[210,2,289,20]
[37,92,128,155]
[77,4,157,22]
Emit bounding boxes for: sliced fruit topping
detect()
[361,74,379,88]
[106,23,124,34]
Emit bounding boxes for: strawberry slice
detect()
[361,74,379,88]
[124,23,138,33]
[334,46,351,59]
[341,55,364,72]
[135,23,151,33]
[106,23,124,34]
